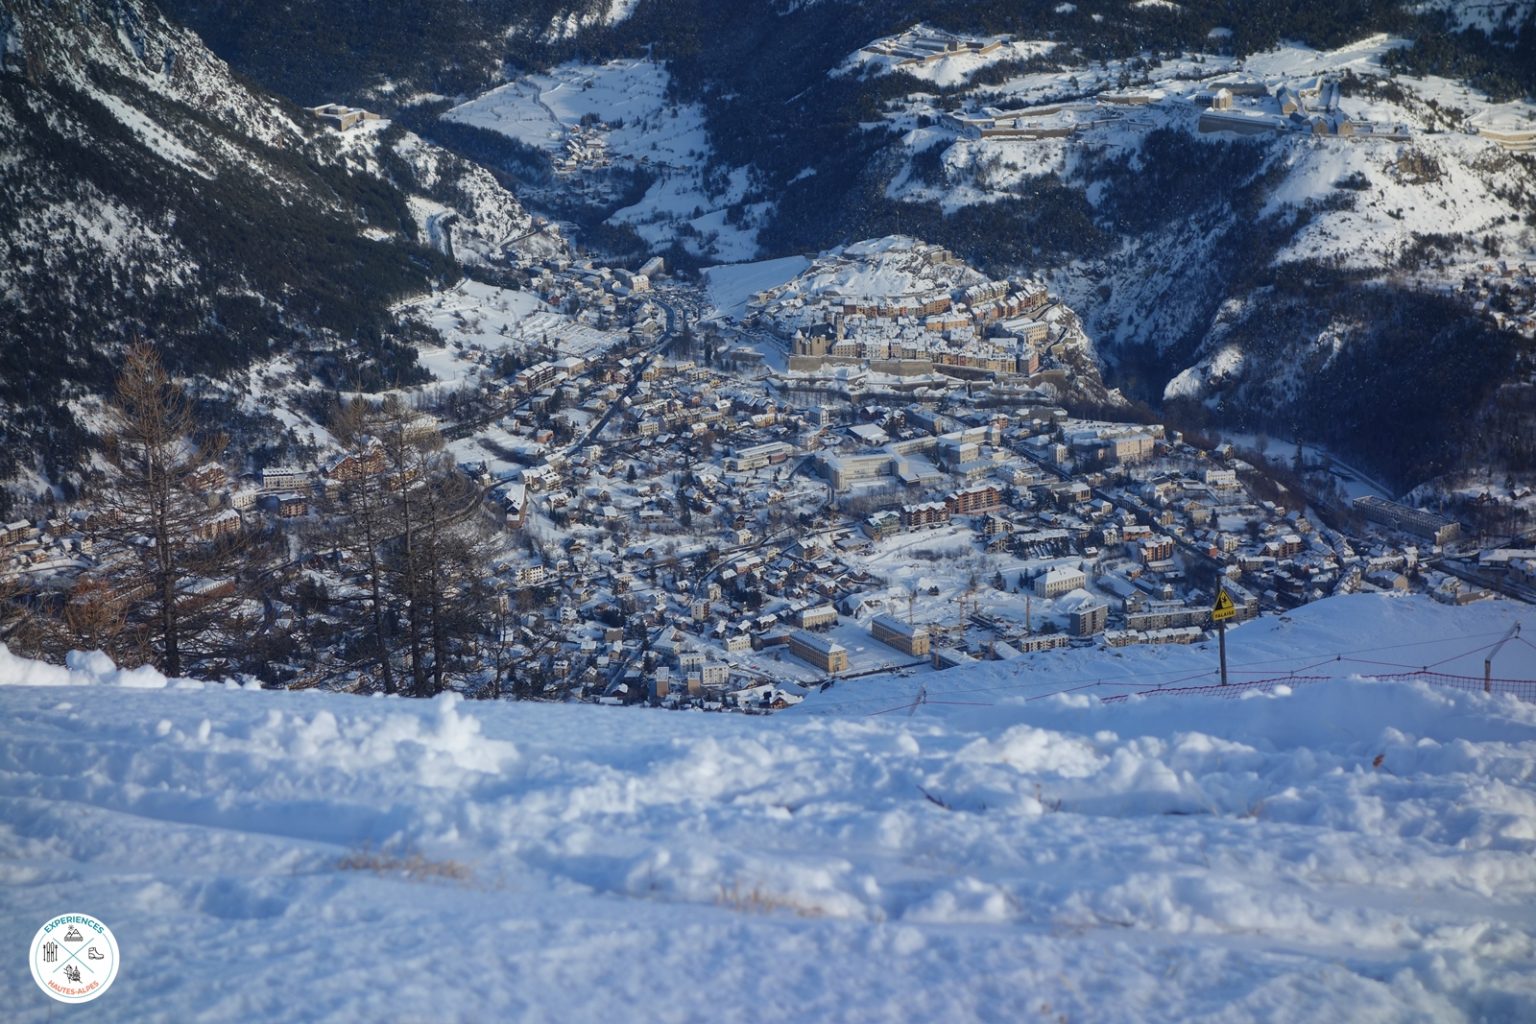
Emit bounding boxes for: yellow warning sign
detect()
[1211,589,1237,623]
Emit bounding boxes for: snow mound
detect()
[751,234,991,314]
[0,644,204,689]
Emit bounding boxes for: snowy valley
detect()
[4,1,1536,1019]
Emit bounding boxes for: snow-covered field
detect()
[397,279,626,377]
[3,594,1535,1021]
[840,28,1058,90]
[702,255,812,321]
[807,593,1536,715]
[401,281,551,380]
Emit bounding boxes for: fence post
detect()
[1486,623,1522,695]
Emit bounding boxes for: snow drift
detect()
[2,600,1535,1020]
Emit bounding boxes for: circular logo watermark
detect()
[29,912,119,1004]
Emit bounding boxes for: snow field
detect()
[3,594,1536,1021]
[399,280,554,383]
[803,595,1536,715]
[842,32,1059,91]
[702,255,813,320]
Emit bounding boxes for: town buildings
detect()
[1354,496,1462,546]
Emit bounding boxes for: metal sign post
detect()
[1211,589,1237,686]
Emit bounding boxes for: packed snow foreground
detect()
[3,597,1536,1022]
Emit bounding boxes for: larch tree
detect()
[378,398,432,696]
[0,570,49,658]
[86,343,252,676]
[382,404,493,697]
[327,399,399,694]
[411,462,493,697]
[332,396,495,697]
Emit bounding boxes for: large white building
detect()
[820,454,894,492]
[260,467,309,493]
[1035,565,1088,598]
[729,441,796,472]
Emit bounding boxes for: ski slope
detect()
[2,594,1535,1022]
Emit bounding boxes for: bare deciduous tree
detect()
[84,344,252,676]
[329,396,495,697]
[0,571,50,657]
[328,400,399,694]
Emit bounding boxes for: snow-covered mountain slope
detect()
[337,121,567,267]
[545,0,643,41]
[446,57,764,262]
[2,0,301,143]
[1413,0,1534,36]
[2,593,1534,1021]
[156,0,636,105]
[1052,45,1534,349]
[0,0,420,490]
[823,30,1536,489]
[0,0,563,500]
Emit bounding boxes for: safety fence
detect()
[1098,671,1536,704]
[1367,670,1536,702]
[860,669,1536,717]
[849,626,1536,717]
[1099,675,1333,703]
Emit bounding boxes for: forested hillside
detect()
[158,0,625,103]
[0,0,560,506]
